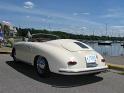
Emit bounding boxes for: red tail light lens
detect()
[68,61,77,65]
[101,59,105,62]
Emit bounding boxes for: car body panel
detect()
[13,39,108,75]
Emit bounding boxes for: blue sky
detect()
[0,0,124,36]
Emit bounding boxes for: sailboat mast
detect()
[105,24,107,36]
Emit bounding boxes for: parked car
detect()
[11,37,108,77]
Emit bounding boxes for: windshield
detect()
[30,33,60,42]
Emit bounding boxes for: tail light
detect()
[101,59,105,62]
[68,61,77,66]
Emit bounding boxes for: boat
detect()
[98,24,112,45]
[98,41,112,45]
[121,43,124,46]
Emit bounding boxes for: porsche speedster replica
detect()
[11,39,108,77]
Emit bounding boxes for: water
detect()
[86,43,124,56]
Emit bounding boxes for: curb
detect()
[107,63,124,71]
[0,51,11,54]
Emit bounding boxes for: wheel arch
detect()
[32,44,74,74]
[33,55,50,71]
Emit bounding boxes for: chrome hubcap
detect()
[37,57,45,74]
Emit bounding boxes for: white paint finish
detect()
[13,39,108,75]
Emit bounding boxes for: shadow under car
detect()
[6,61,103,88]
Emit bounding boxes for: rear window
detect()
[74,42,88,48]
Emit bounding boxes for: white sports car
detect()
[11,38,108,77]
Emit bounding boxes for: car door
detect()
[23,44,32,63]
[16,43,31,63]
[26,44,34,63]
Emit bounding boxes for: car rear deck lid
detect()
[62,41,91,52]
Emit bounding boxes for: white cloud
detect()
[110,26,124,36]
[26,15,30,18]
[108,8,121,12]
[0,2,104,35]
[111,26,124,28]
[2,21,11,25]
[102,14,119,18]
[0,3,101,26]
[80,12,90,15]
[73,12,90,16]
[102,13,121,18]
[73,13,78,16]
[41,18,46,22]
[80,27,88,30]
[24,1,34,9]
[101,8,123,18]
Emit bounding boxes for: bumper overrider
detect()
[59,66,108,75]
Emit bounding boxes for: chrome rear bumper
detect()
[59,66,108,75]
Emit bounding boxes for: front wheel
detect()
[34,56,50,77]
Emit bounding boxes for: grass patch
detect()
[107,63,124,71]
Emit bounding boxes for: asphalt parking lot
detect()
[0,54,124,93]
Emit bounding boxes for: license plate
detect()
[85,54,97,63]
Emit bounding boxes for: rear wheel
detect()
[34,56,50,77]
